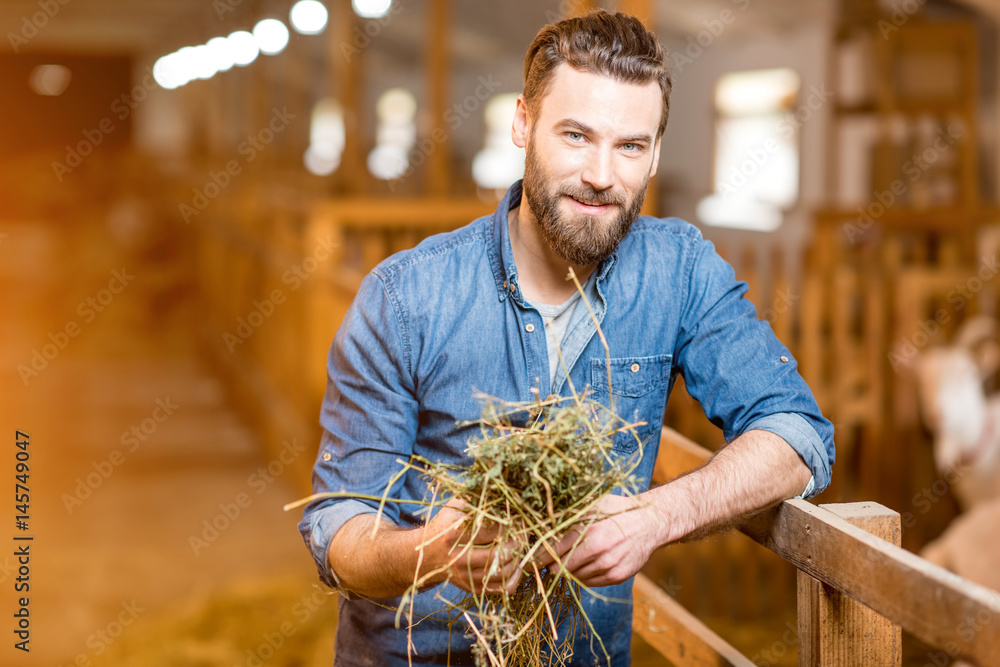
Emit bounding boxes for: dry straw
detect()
[286,269,647,666]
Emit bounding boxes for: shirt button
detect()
[630,363,640,372]
[525,324,535,333]
[780,356,789,363]
[322,452,332,462]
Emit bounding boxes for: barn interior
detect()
[2,0,1000,665]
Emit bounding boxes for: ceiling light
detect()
[353,0,392,19]
[29,64,71,96]
[253,19,290,56]
[228,30,260,66]
[206,36,236,74]
[290,1,329,35]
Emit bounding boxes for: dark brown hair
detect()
[523,9,672,138]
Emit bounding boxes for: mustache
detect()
[560,187,625,206]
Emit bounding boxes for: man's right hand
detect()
[327,498,523,599]
[419,497,524,595]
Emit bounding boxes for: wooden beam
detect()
[311,198,490,228]
[330,0,365,194]
[797,503,902,666]
[426,0,450,196]
[744,500,1000,665]
[655,427,1000,665]
[632,573,756,667]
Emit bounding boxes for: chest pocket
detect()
[590,354,672,455]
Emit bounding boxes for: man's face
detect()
[513,64,662,267]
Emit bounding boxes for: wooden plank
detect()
[311,198,490,228]
[797,503,902,666]
[330,0,365,194]
[862,261,885,500]
[814,206,1000,230]
[744,500,1000,666]
[831,266,853,420]
[770,247,791,346]
[426,0,450,196]
[632,573,755,667]
[800,274,824,408]
[654,428,1000,664]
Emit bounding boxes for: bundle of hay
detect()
[398,389,644,667]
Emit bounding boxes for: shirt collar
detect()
[488,178,618,303]
[488,179,524,302]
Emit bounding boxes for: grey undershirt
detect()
[529,292,582,387]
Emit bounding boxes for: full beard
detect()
[522,143,648,267]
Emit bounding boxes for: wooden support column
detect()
[797,502,902,667]
[426,0,450,196]
[284,30,313,173]
[205,67,227,158]
[330,0,365,194]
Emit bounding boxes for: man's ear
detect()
[512,95,530,149]
[649,137,662,178]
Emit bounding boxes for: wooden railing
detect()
[633,426,1000,667]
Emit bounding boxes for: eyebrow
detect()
[554,118,653,145]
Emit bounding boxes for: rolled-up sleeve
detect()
[674,238,835,496]
[297,271,418,589]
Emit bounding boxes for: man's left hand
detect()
[536,494,663,588]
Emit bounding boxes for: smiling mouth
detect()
[567,194,613,208]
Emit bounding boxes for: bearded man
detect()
[298,9,834,666]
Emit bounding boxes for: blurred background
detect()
[2,0,999,664]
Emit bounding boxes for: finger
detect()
[485,541,521,576]
[480,567,522,595]
[499,539,520,563]
[555,528,585,556]
[569,560,606,581]
[462,544,498,569]
[557,541,600,574]
[468,521,502,545]
[442,496,469,513]
[532,540,559,569]
[501,557,523,584]
[503,568,523,594]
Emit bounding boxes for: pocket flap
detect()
[591,354,672,398]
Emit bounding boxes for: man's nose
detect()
[581,147,615,192]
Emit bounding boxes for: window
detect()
[698,68,801,231]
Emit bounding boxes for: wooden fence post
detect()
[797,502,902,666]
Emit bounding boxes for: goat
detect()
[921,496,1000,593]
[911,316,1000,511]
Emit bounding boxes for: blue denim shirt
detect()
[298,180,835,666]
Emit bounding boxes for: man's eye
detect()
[567,132,583,141]
[623,143,638,151]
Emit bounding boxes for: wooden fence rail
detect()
[637,426,1000,666]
